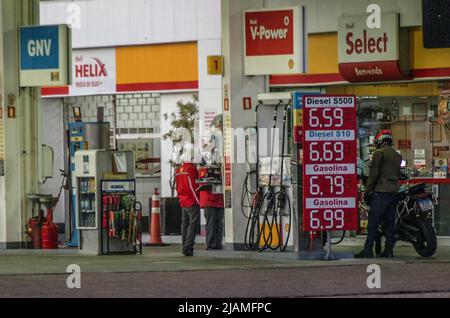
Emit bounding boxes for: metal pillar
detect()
[0,0,41,249]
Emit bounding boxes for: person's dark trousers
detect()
[181,205,200,255]
[365,192,399,253]
[205,207,224,249]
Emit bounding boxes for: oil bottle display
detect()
[100,180,143,255]
[74,149,139,255]
[78,178,97,228]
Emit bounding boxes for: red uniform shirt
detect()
[198,167,224,208]
[176,163,199,208]
[200,191,224,209]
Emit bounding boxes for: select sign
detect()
[19,25,71,87]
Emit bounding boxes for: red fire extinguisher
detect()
[41,209,59,249]
[27,219,42,249]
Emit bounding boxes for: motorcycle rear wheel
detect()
[413,219,437,257]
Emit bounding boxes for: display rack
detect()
[100,180,143,255]
[77,177,97,229]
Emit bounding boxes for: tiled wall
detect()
[66,95,115,124]
[116,93,161,132]
[65,93,161,132]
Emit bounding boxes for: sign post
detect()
[302,95,358,260]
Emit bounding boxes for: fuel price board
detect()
[302,95,358,232]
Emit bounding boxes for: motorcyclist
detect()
[355,130,403,258]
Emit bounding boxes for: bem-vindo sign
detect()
[19,25,71,87]
[244,7,306,76]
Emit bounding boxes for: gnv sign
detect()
[20,25,70,87]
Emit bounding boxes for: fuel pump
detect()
[197,115,224,195]
[243,93,294,252]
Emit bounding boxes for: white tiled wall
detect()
[66,95,115,124]
[116,93,161,131]
[65,94,161,132]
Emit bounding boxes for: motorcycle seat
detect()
[407,183,426,196]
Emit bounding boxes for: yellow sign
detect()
[293,109,303,126]
[207,56,224,75]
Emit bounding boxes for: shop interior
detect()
[357,96,450,236]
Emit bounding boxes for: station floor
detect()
[0,243,449,276]
[1,243,450,298]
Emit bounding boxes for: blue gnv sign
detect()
[19,25,71,87]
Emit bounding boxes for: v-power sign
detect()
[19,25,71,87]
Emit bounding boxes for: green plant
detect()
[162,95,199,196]
[163,95,199,145]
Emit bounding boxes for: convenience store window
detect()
[357,96,450,236]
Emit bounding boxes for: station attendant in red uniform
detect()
[176,146,200,257]
[199,172,224,250]
[200,115,225,250]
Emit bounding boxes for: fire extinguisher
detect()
[41,209,59,249]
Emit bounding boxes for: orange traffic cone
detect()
[146,188,169,247]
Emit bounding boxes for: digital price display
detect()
[302,95,358,232]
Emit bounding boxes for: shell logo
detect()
[288,59,294,69]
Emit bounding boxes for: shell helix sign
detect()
[19,25,71,87]
[243,7,306,76]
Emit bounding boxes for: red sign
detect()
[302,95,358,232]
[224,98,229,111]
[225,172,232,188]
[243,97,252,110]
[398,139,412,150]
[338,60,410,83]
[293,126,302,145]
[243,7,305,75]
[245,10,294,56]
[224,156,231,172]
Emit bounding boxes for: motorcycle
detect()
[374,182,438,257]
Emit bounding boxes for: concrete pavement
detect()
[0,244,449,298]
